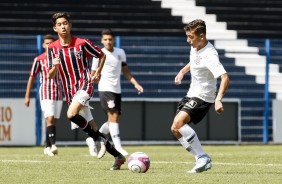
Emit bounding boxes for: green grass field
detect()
[0,145,282,184]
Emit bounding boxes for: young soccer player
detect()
[48,12,125,170]
[25,34,62,156]
[171,19,230,173]
[86,28,143,157]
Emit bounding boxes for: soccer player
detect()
[48,12,125,170]
[171,19,230,173]
[25,34,62,156]
[86,28,143,157]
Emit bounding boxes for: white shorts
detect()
[71,90,94,129]
[40,100,63,119]
[73,90,92,108]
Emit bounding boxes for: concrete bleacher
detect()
[195,0,282,38]
[0,0,184,36]
[0,0,281,142]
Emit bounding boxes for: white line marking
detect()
[1,160,281,167]
[152,161,282,167]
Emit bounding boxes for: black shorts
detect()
[99,91,122,114]
[176,96,212,124]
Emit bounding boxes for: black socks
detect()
[46,125,56,146]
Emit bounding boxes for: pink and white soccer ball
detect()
[128,152,150,173]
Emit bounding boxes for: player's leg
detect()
[46,116,57,155]
[43,118,53,156]
[98,92,111,135]
[87,116,125,169]
[99,91,128,156]
[99,122,110,134]
[47,100,63,155]
[41,100,56,156]
[108,111,128,156]
[171,97,211,173]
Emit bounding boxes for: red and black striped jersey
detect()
[30,52,63,101]
[47,36,103,104]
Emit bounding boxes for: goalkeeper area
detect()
[0,145,281,183]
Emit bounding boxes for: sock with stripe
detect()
[178,124,205,159]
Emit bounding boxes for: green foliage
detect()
[0,145,282,184]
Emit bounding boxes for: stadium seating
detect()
[195,0,282,38]
[0,0,184,36]
[0,0,281,142]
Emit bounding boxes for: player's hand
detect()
[91,73,100,83]
[175,72,183,85]
[24,97,30,107]
[53,54,61,67]
[135,84,144,95]
[215,101,224,114]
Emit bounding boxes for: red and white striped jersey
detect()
[30,52,63,101]
[47,36,103,104]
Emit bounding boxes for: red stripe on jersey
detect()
[48,36,102,104]
[30,52,62,101]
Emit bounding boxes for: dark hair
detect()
[101,28,115,37]
[52,12,70,26]
[184,19,206,35]
[43,34,54,40]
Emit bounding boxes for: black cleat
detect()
[110,154,126,170]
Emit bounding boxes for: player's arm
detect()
[122,63,143,94]
[175,62,190,85]
[49,55,60,78]
[24,76,36,107]
[215,73,230,114]
[91,52,106,83]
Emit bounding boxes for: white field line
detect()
[153,161,282,167]
[1,160,282,167]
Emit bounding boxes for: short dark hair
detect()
[184,19,206,35]
[52,12,70,26]
[101,28,115,37]
[43,34,54,40]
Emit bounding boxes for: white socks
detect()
[99,122,110,134]
[99,122,122,149]
[178,124,205,159]
[108,122,122,149]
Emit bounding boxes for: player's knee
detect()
[67,111,76,120]
[171,123,179,136]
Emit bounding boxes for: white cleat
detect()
[51,145,58,155]
[86,137,97,157]
[187,154,212,174]
[44,147,55,156]
[97,137,106,159]
[116,147,128,156]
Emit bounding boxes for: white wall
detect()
[0,98,36,145]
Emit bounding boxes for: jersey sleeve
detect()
[84,39,103,58]
[121,48,126,63]
[91,57,99,71]
[29,57,41,77]
[205,54,227,78]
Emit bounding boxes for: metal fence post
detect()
[263,39,270,144]
[36,35,43,145]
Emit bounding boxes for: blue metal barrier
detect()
[263,39,270,144]
[36,35,43,145]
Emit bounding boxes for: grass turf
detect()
[0,145,282,184]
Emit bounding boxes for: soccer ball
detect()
[128,152,150,173]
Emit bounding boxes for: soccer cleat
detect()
[97,137,106,159]
[116,147,129,156]
[86,137,98,157]
[44,147,55,156]
[110,154,126,170]
[187,154,212,174]
[51,145,58,155]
